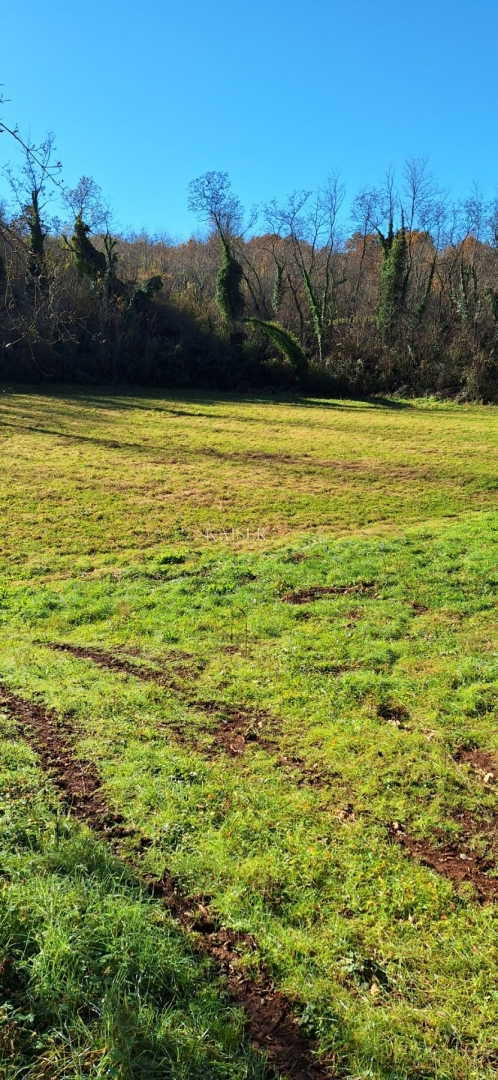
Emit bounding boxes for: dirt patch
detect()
[391,817,498,902]
[344,609,363,626]
[377,703,411,729]
[281,583,376,605]
[454,746,497,783]
[0,684,331,1080]
[275,755,341,788]
[190,700,275,757]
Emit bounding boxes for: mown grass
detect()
[2,387,498,1078]
[1,387,497,580]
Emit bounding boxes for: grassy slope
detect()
[1,388,498,1078]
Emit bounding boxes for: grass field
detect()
[1,387,498,1079]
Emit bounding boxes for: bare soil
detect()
[454,746,498,783]
[281,583,376,604]
[377,702,411,729]
[275,755,342,789]
[188,699,275,757]
[391,817,498,902]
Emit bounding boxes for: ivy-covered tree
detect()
[272,260,285,315]
[215,237,245,322]
[65,213,107,280]
[3,132,62,282]
[62,175,111,233]
[245,317,308,377]
[376,217,408,340]
[264,176,345,363]
[188,171,247,325]
[139,274,163,299]
[25,187,45,278]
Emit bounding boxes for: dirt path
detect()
[0,683,333,1080]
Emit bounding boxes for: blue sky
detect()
[2,0,497,238]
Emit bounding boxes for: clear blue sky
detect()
[2,0,497,238]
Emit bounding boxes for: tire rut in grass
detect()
[44,642,275,758]
[392,748,498,901]
[0,683,333,1080]
[33,643,498,901]
[280,582,376,605]
[42,643,355,788]
[45,641,196,691]
[39,643,350,785]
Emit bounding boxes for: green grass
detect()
[2,387,498,1078]
[0,709,267,1079]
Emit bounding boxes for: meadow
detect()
[1,388,498,1079]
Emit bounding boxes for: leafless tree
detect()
[265,175,345,363]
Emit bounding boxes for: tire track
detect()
[35,642,498,902]
[41,641,348,786]
[0,683,333,1080]
[43,642,275,757]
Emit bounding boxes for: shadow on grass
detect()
[0,382,416,415]
[0,386,420,461]
[1,825,270,1080]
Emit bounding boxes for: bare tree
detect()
[187,171,244,245]
[3,132,61,278]
[265,175,345,363]
[62,175,112,233]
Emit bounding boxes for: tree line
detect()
[2,118,498,399]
